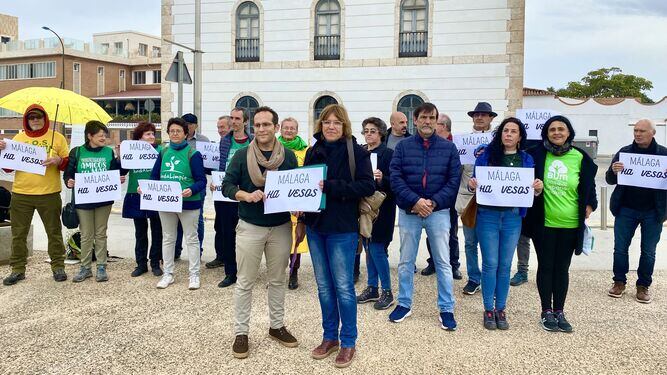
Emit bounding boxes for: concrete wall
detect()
[162,0,525,140]
[524,95,667,156]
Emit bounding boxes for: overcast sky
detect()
[4,0,666,100]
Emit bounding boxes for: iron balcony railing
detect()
[399,31,428,57]
[235,38,260,62]
[314,35,340,60]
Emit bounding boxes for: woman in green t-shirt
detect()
[523,115,598,333]
[64,121,124,283]
[121,121,163,278]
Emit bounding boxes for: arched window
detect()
[235,95,260,133]
[314,0,341,60]
[397,94,424,134]
[314,95,338,121]
[399,0,428,57]
[236,2,260,62]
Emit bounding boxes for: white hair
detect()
[636,118,656,133]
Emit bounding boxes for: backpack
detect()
[0,186,10,222]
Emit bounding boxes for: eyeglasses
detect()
[322,120,343,127]
[362,129,378,135]
[168,129,184,134]
[28,114,44,120]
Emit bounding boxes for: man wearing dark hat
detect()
[455,102,496,295]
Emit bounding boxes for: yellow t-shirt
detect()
[10,130,69,195]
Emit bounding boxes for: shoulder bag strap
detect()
[346,137,356,182]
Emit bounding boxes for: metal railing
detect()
[235,38,260,62]
[399,31,428,57]
[314,35,340,60]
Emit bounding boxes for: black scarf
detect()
[543,139,572,156]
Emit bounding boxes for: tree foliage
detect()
[547,67,654,103]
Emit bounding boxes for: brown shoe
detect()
[334,347,356,368]
[608,281,626,298]
[311,339,339,360]
[636,286,652,304]
[269,327,299,348]
[232,335,249,359]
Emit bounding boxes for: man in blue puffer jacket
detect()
[388,102,462,331]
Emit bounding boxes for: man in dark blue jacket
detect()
[388,102,462,331]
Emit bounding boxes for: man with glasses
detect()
[2,105,70,285]
[389,102,461,330]
[422,113,462,280]
[211,108,254,288]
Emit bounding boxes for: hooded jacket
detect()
[7,104,70,195]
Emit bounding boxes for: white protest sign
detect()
[475,166,535,207]
[618,152,667,190]
[196,141,221,170]
[211,171,237,202]
[370,153,378,171]
[139,180,183,213]
[120,140,159,169]
[453,133,494,165]
[517,109,559,140]
[0,139,47,175]
[74,170,122,204]
[263,165,326,214]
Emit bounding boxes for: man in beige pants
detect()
[220,106,299,359]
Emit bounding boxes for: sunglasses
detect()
[28,114,44,120]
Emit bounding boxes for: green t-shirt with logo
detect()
[226,137,250,169]
[127,145,162,194]
[160,145,200,202]
[77,146,114,173]
[544,149,583,228]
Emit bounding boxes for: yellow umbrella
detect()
[0,87,112,125]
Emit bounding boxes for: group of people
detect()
[1,101,664,368]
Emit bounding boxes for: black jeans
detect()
[214,201,239,277]
[534,227,577,311]
[426,207,460,270]
[134,217,162,270]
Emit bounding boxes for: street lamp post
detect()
[42,26,65,89]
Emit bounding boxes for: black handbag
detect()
[62,189,79,229]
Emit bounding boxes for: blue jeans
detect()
[397,209,455,313]
[613,207,663,287]
[463,224,481,284]
[365,242,391,290]
[476,207,522,311]
[306,228,358,348]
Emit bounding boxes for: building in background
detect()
[523,88,667,156]
[0,15,162,144]
[161,0,526,141]
[0,14,18,44]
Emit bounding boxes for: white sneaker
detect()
[157,273,174,289]
[188,274,200,290]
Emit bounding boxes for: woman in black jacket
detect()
[295,104,374,368]
[355,117,396,310]
[523,115,598,333]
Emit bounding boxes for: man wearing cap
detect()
[456,102,496,295]
[1,105,70,285]
[174,113,209,259]
[385,112,410,150]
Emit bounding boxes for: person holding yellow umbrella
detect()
[1,104,70,285]
[0,87,113,286]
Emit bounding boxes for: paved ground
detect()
[1,253,666,374]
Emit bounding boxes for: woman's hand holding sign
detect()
[532,179,544,196]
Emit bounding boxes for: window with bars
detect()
[0,61,56,80]
[314,95,338,121]
[235,96,260,132]
[314,0,341,60]
[236,2,260,62]
[397,94,425,134]
[399,0,428,57]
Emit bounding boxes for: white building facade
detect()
[524,91,667,156]
[161,0,525,141]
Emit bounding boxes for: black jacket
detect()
[523,145,598,255]
[367,144,396,245]
[605,139,667,222]
[303,134,375,234]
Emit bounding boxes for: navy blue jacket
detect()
[218,130,254,172]
[473,148,535,217]
[390,133,462,212]
[367,144,396,245]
